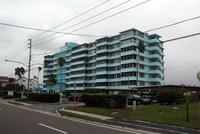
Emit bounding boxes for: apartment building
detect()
[43,28,164,92]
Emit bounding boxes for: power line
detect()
[32,52,55,56]
[33,0,131,43]
[163,32,200,43]
[146,15,200,32]
[0,46,28,68]
[32,0,150,47]
[0,40,27,64]
[31,0,110,39]
[0,22,106,37]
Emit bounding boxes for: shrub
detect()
[0,90,8,96]
[0,90,21,99]
[157,89,182,105]
[3,84,21,91]
[80,93,128,108]
[29,93,59,103]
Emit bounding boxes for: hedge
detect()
[0,90,21,99]
[80,93,128,108]
[156,89,182,105]
[29,93,59,103]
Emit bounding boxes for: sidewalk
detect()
[60,109,113,120]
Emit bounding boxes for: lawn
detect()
[66,103,200,130]
[15,98,46,104]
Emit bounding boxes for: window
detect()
[120,30,135,37]
[138,32,144,38]
[140,73,145,78]
[121,63,136,69]
[121,46,136,53]
[140,81,145,86]
[121,38,136,45]
[139,56,144,61]
[121,54,136,61]
[139,64,144,70]
[121,72,136,77]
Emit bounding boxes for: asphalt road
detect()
[23,101,83,113]
[102,118,200,134]
[0,103,141,134]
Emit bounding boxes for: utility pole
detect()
[27,39,32,98]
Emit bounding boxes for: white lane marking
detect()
[2,102,147,134]
[38,123,67,134]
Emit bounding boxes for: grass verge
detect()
[57,110,101,122]
[8,101,24,105]
[15,98,45,104]
[66,103,200,130]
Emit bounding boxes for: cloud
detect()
[0,0,200,86]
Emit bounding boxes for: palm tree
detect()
[58,57,65,103]
[20,67,25,76]
[83,57,89,90]
[48,74,57,92]
[15,67,21,79]
[20,67,25,91]
[44,60,50,68]
[15,67,21,92]
[37,67,42,83]
[136,40,145,87]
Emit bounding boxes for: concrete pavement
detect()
[60,108,113,120]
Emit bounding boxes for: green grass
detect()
[66,103,200,130]
[57,110,101,122]
[15,98,45,104]
[8,101,24,105]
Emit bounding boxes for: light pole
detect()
[5,59,43,98]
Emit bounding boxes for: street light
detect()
[5,59,28,67]
[5,59,43,98]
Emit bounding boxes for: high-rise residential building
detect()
[43,28,164,92]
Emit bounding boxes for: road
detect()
[0,103,142,134]
[102,118,200,134]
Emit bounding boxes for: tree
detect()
[9,78,15,83]
[0,82,2,91]
[20,67,25,76]
[44,60,50,68]
[58,57,65,103]
[83,57,89,90]
[3,83,20,92]
[15,67,25,91]
[58,57,65,93]
[15,67,21,79]
[47,74,57,91]
[38,66,42,83]
[136,40,145,87]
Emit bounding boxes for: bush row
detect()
[29,93,59,103]
[0,90,21,99]
[80,93,127,108]
[156,89,183,105]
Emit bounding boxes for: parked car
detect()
[128,94,152,105]
[67,93,80,101]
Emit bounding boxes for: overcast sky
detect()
[0,0,200,86]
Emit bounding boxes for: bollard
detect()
[133,101,136,111]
